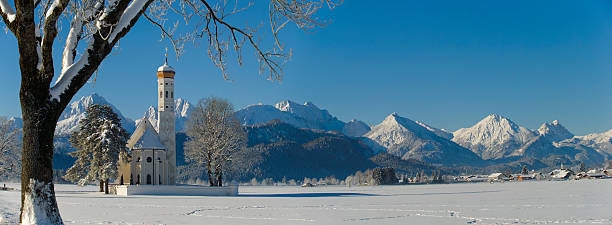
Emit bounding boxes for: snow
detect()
[415,120,453,140]
[452,114,536,160]
[537,120,574,143]
[158,64,175,73]
[560,129,612,156]
[0,0,16,23]
[108,0,148,43]
[1,180,611,224]
[45,0,62,20]
[54,94,135,136]
[550,169,572,179]
[50,48,91,101]
[236,100,346,134]
[21,179,62,225]
[341,119,370,137]
[364,113,481,166]
[36,28,42,71]
[61,15,83,74]
[128,119,165,150]
[136,98,191,132]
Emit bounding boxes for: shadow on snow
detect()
[238,192,378,198]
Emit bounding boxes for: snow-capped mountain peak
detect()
[135,98,192,132]
[364,113,482,166]
[56,93,135,136]
[415,120,453,140]
[342,119,371,137]
[536,120,574,142]
[452,114,536,160]
[238,100,345,132]
[134,106,158,131]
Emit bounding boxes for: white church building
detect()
[117,58,177,185]
[115,59,237,196]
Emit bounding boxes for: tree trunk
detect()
[104,179,109,194]
[99,180,104,192]
[19,97,64,224]
[207,156,214,186]
[217,169,223,187]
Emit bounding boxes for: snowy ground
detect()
[1,179,611,224]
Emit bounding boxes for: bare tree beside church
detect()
[64,104,129,194]
[185,97,246,187]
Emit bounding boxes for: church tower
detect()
[157,55,176,184]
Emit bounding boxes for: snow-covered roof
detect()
[551,169,572,179]
[127,119,166,150]
[488,173,504,178]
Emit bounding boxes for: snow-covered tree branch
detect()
[185,97,246,186]
[0,0,16,31]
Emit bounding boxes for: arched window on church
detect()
[159,175,162,185]
[120,175,124,185]
[171,91,173,98]
[130,174,133,185]
[137,174,140,185]
[160,91,162,98]
[147,174,152,184]
[165,91,168,98]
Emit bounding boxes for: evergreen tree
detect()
[64,104,129,194]
[521,165,529,175]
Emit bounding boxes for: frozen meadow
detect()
[1,179,611,224]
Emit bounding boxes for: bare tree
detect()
[0,117,20,179]
[185,97,246,187]
[0,0,338,222]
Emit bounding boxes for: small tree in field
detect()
[185,97,246,186]
[64,104,129,194]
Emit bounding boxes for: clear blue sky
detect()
[1,0,611,135]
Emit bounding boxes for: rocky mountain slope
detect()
[135,98,192,132]
[55,94,135,136]
[559,129,612,156]
[453,116,609,166]
[180,120,441,182]
[452,114,536,160]
[364,113,484,167]
[235,100,370,137]
[536,120,574,142]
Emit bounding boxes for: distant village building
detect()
[488,173,510,182]
[550,169,573,180]
[118,58,177,185]
[514,172,542,181]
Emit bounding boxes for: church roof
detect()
[127,119,166,150]
[157,64,175,73]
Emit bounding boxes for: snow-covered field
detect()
[1,179,611,224]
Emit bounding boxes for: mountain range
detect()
[5,94,611,178]
[235,100,371,137]
[363,113,483,167]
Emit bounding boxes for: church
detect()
[115,58,237,196]
[117,58,177,186]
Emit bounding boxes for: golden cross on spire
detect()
[164,48,168,65]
